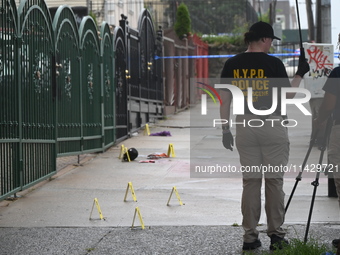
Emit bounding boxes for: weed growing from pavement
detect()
[243,238,335,255]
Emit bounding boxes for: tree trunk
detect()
[305,0,315,41]
[269,0,277,25]
[316,0,321,42]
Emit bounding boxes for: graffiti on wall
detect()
[304,43,334,98]
[306,45,333,79]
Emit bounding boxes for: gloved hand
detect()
[222,131,234,151]
[295,48,310,77]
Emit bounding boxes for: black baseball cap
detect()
[249,21,281,40]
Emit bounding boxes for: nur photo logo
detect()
[197,80,312,128]
[196,82,222,115]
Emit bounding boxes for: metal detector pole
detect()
[295,0,303,49]
[304,117,333,243]
[285,131,318,213]
[285,0,310,214]
[303,146,326,243]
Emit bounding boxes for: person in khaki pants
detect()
[235,114,289,248]
[219,21,310,251]
[313,56,340,250]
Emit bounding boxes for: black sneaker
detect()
[270,234,289,250]
[242,239,262,250]
[332,239,340,248]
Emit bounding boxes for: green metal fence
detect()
[0,0,20,197]
[0,0,163,201]
[101,24,115,149]
[113,24,128,141]
[0,0,56,199]
[19,0,56,191]
[54,6,82,155]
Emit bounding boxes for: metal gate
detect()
[127,9,163,132]
[113,10,163,139]
[101,23,115,149]
[20,0,56,191]
[140,10,156,100]
[54,7,115,155]
[79,17,102,152]
[138,10,163,126]
[126,25,141,131]
[113,24,128,141]
[0,0,20,198]
[54,6,82,156]
[0,0,56,197]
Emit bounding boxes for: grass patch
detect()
[260,238,335,255]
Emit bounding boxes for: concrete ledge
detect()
[163,106,176,116]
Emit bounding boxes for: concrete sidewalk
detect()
[0,102,339,254]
